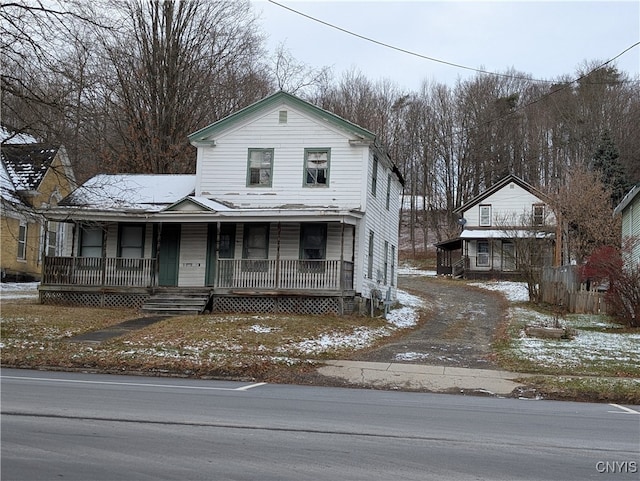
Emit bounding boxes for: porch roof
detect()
[459,229,553,239]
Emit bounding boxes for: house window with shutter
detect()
[479,205,492,226]
[247,149,274,187]
[386,174,391,210]
[304,149,329,186]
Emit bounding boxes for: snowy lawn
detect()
[0,285,426,376]
[469,280,640,378]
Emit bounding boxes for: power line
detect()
[267,0,638,86]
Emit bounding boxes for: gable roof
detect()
[188,90,376,144]
[613,183,640,216]
[1,143,59,192]
[454,174,549,214]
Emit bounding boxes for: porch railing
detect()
[42,257,354,292]
[216,259,353,291]
[42,256,156,287]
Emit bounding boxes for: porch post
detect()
[100,225,107,289]
[215,221,221,288]
[340,220,345,291]
[275,222,281,288]
[154,223,162,288]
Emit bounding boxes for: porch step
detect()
[141,289,212,315]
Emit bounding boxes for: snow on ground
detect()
[469,281,530,302]
[398,265,437,277]
[0,282,39,299]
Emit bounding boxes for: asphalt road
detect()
[2,369,639,481]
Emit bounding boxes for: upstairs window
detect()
[385,174,391,210]
[479,205,492,226]
[533,204,546,226]
[304,149,329,186]
[247,149,274,187]
[371,156,378,197]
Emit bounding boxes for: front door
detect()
[158,224,181,286]
[205,224,236,286]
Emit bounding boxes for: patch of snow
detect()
[398,265,437,277]
[290,326,389,354]
[249,324,275,334]
[470,281,529,302]
[0,282,39,299]
[395,352,431,362]
[386,289,424,328]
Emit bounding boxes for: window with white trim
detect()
[479,205,492,226]
[385,174,391,210]
[477,241,490,267]
[17,223,27,260]
[532,204,545,226]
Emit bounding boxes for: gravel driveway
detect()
[352,275,509,369]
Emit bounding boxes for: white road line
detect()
[235,382,268,391]
[608,403,640,414]
[1,375,266,392]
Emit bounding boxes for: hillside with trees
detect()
[2,0,638,258]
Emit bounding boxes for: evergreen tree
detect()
[592,130,630,206]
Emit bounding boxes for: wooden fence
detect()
[540,266,608,314]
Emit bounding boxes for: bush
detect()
[581,244,640,327]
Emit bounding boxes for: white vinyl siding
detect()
[462,182,555,228]
[196,105,366,208]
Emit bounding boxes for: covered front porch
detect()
[39,217,359,314]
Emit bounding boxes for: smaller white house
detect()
[614,184,640,269]
[435,175,555,278]
[41,91,404,315]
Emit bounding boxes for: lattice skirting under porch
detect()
[39,290,149,309]
[211,296,355,315]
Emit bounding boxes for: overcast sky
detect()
[253,0,640,91]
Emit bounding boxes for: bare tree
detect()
[96,0,269,174]
[551,164,621,265]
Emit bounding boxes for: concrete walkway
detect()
[318,360,533,396]
[66,315,171,343]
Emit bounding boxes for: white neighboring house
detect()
[435,175,555,278]
[42,91,404,315]
[614,184,640,270]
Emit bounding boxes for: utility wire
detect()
[268,0,638,85]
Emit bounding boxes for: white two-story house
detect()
[435,175,555,279]
[41,91,404,315]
